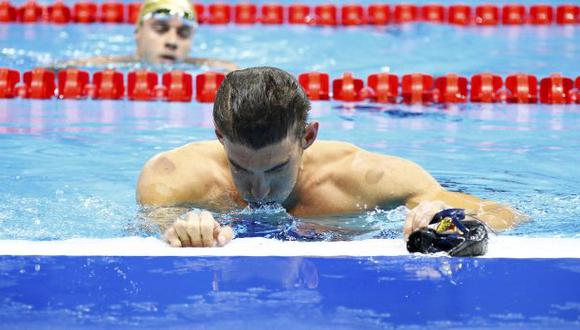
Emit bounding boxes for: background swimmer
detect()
[59,0,237,70]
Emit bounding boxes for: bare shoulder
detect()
[136,140,226,205]
[306,140,361,163]
[308,141,440,201]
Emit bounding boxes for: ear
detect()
[302,121,319,150]
[215,128,225,145]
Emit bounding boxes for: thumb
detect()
[216,226,234,247]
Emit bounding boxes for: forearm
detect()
[432,190,526,231]
[137,206,190,231]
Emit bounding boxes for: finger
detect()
[403,214,414,241]
[200,211,216,247]
[173,220,192,247]
[164,227,182,247]
[217,226,234,247]
[411,209,421,233]
[188,215,202,247]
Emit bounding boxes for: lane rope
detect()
[1,68,579,104]
[0,2,578,26]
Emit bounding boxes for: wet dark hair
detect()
[213,67,311,149]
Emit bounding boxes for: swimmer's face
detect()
[135,16,194,64]
[218,123,319,206]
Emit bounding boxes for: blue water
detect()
[0,5,579,328]
[1,256,579,329]
[0,17,580,240]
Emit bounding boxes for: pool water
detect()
[0,1,579,328]
[1,19,579,240]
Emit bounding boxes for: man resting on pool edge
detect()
[136,66,525,248]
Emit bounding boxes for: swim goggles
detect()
[406,208,489,257]
[142,8,198,28]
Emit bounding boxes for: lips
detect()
[159,54,176,62]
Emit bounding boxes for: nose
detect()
[164,29,178,50]
[164,42,177,51]
[251,177,270,201]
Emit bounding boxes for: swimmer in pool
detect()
[60,0,237,70]
[136,66,526,248]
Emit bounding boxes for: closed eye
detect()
[265,161,289,174]
[228,158,250,173]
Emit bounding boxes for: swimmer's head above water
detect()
[135,0,197,64]
[213,67,319,207]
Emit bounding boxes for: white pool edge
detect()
[0,236,578,258]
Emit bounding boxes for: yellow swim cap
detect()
[136,0,196,26]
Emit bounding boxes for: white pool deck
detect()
[0,236,578,258]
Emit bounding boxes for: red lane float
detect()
[288,4,310,24]
[101,2,124,23]
[235,3,257,24]
[48,2,71,24]
[207,3,230,24]
[470,73,502,103]
[261,4,283,25]
[299,72,329,100]
[73,2,97,23]
[127,70,157,101]
[529,5,553,25]
[93,69,124,100]
[162,70,192,102]
[0,68,19,98]
[332,73,364,102]
[448,4,471,25]
[18,0,43,23]
[341,4,364,26]
[393,4,418,24]
[421,4,445,23]
[367,4,389,25]
[401,73,434,104]
[57,68,90,99]
[196,72,225,103]
[0,1,16,22]
[502,4,526,25]
[576,76,580,104]
[556,5,578,24]
[127,2,140,24]
[475,5,499,26]
[314,4,337,26]
[22,68,56,99]
[434,74,468,103]
[539,74,574,104]
[505,74,538,103]
[367,73,398,103]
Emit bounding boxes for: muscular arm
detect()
[356,151,525,233]
[408,190,525,231]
